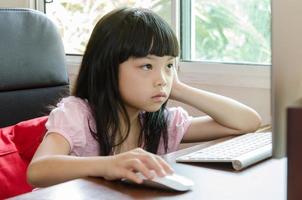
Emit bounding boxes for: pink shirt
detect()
[45,96,192,156]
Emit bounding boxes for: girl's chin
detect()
[142,105,164,112]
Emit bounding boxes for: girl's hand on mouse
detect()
[101,148,174,183]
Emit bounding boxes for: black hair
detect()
[73,7,179,155]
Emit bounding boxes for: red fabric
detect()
[0,116,48,199]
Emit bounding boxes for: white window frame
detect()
[36,0,270,90]
[172,0,270,89]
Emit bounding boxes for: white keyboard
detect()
[176,132,272,170]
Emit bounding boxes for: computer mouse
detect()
[122,171,194,192]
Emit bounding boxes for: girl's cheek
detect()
[167,78,173,90]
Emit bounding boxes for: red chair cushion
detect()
[0,116,48,199]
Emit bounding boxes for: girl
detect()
[27,7,261,187]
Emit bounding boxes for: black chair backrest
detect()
[0,8,69,127]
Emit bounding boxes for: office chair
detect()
[0,8,69,198]
[0,8,69,128]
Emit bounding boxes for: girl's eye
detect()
[167,63,174,69]
[141,64,152,70]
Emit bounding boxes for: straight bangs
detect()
[118,8,179,63]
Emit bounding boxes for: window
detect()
[44,0,271,65]
[40,0,271,89]
[44,0,172,55]
[181,0,271,65]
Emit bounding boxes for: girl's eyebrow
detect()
[168,56,175,61]
[145,55,157,60]
[145,55,175,60]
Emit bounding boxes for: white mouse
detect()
[122,171,194,192]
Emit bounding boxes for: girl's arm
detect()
[170,70,262,143]
[27,133,173,187]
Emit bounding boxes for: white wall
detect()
[0,0,30,8]
[271,0,302,157]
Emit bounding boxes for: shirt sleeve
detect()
[157,107,193,155]
[45,97,90,153]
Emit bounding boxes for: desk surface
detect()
[9,141,287,200]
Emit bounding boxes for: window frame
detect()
[175,0,270,89]
[36,0,270,90]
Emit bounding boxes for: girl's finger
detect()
[138,153,166,177]
[123,170,143,184]
[126,159,154,180]
[155,156,174,174]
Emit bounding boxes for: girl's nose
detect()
[154,69,167,87]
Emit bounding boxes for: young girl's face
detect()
[118,55,175,114]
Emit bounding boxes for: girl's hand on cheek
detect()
[102,148,174,184]
[170,67,185,101]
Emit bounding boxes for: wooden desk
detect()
[9,141,287,200]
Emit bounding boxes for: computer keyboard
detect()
[176,132,272,170]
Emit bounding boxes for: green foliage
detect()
[46,0,171,54]
[46,0,271,64]
[193,0,271,64]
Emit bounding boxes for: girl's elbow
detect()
[27,163,36,186]
[27,162,43,188]
[253,112,262,130]
[244,112,262,133]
